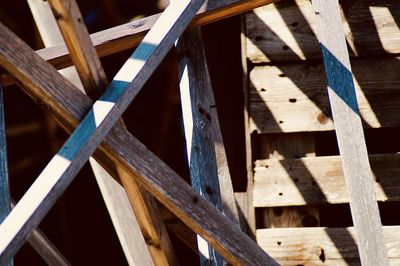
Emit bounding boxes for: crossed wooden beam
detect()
[0,0,277,265]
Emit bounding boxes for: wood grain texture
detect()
[178,28,239,265]
[245,0,400,63]
[47,0,108,99]
[1,0,274,89]
[257,226,400,265]
[249,57,400,133]
[0,79,11,266]
[40,0,172,264]
[0,9,277,266]
[254,154,400,207]
[253,130,319,229]
[312,0,388,264]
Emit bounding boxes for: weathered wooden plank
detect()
[10,201,71,266]
[312,0,388,264]
[43,0,172,264]
[178,28,239,265]
[0,5,277,266]
[0,78,11,266]
[249,57,400,133]
[246,0,400,63]
[254,153,400,207]
[257,226,400,265]
[253,129,319,228]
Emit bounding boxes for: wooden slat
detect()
[249,58,400,133]
[0,5,277,266]
[0,0,274,89]
[44,0,172,264]
[254,153,400,207]
[257,226,400,265]
[312,0,388,264]
[246,0,400,63]
[10,201,71,266]
[178,28,239,265]
[0,78,11,266]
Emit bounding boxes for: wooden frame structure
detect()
[0,0,394,265]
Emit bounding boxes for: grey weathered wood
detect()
[27,1,156,264]
[312,0,388,264]
[246,0,400,63]
[178,28,238,265]
[2,0,275,88]
[249,58,400,133]
[0,77,11,266]
[257,226,400,265]
[0,21,277,266]
[0,3,275,265]
[254,153,400,207]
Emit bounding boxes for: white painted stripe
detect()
[93,100,115,127]
[196,235,210,260]
[113,58,145,83]
[0,154,71,253]
[179,65,193,164]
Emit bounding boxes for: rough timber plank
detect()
[0,8,276,266]
[178,28,239,265]
[246,0,400,63]
[254,154,400,207]
[44,0,171,264]
[0,79,11,266]
[249,57,400,133]
[312,0,388,264]
[257,226,400,265]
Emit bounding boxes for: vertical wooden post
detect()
[312,0,389,265]
[0,76,12,266]
[177,28,240,265]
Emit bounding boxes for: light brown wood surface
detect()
[249,57,400,133]
[246,0,400,63]
[254,153,400,207]
[257,226,400,265]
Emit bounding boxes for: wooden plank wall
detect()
[244,0,400,264]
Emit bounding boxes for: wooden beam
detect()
[257,226,400,265]
[10,200,71,266]
[245,0,400,63]
[249,58,400,133]
[254,153,400,207]
[178,28,239,265]
[2,0,275,88]
[312,0,388,264]
[0,77,11,266]
[0,4,277,266]
[43,0,174,264]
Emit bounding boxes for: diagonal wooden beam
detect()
[44,0,176,264]
[0,10,277,266]
[0,0,205,262]
[311,0,388,265]
[2,0,274,88]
